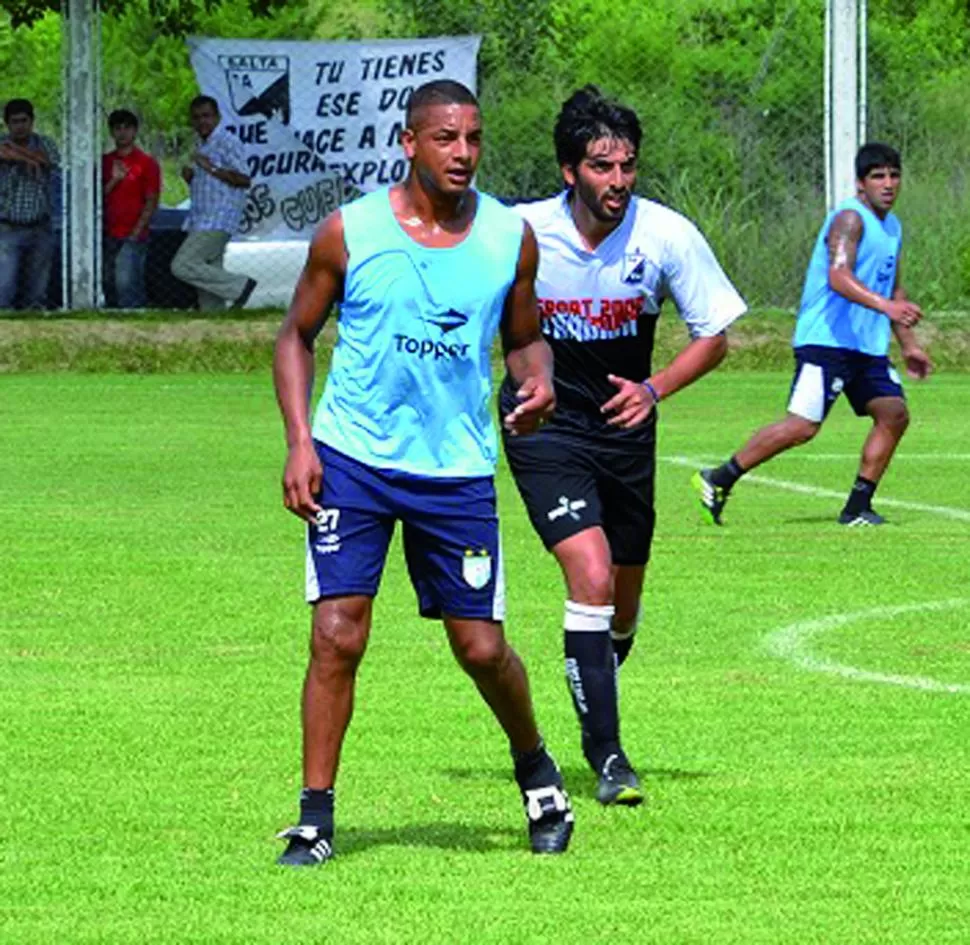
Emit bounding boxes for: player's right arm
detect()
[827,209,922,327]
[273,210,347,521]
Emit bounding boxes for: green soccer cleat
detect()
[692,469,729,525]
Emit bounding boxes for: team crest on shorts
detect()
[462,548,492,590]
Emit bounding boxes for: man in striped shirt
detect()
[170,95,257,309]
[0,98,59,311]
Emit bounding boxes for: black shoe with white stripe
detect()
[515,748,574,855]
[276,824,334,866]
[838,508,886,527]
[522,782,575,853]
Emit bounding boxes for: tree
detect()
[1,0,295,31]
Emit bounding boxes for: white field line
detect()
[759,453,970,462]
[663,455,970,522]
[763,599,970,694]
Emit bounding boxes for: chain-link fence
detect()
[1,0,968,314]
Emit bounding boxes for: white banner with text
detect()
[187,35,481,240]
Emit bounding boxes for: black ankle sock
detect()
[710,456,746,490]
[299,787,335,831]
[843,475,877,515]
[612,634,635,667]
[512,738,545,768]
[512,738,557,788]
[565,629,620,772]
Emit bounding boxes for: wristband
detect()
[642,379,660,404]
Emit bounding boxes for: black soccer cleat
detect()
[522,783,575,854]
[595,752,645,807]
[692,469,729,525]
[276,824,334,867]
[515,748,574,854]
[838,508,886,527]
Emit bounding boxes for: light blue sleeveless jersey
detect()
[312,188,523,477]
[793,196,902,356]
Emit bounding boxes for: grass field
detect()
[2,370,969,944]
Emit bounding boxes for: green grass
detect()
[2,372,969,944]
[2,309,969,374]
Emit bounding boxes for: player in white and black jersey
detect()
[500,86,747,805]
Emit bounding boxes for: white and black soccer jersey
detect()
[501,191,747,446]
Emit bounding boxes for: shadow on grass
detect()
[784,514,861,525]
[442,766,716,787]
[338,821,521,856]
[313,763,716,858]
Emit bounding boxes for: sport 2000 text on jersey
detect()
[501,192,747,446]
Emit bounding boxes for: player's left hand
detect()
[902,347,933,380]
[602,374,657,428]
[503,376,555,436]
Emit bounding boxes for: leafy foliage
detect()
[0,0,298,30]
[1,0,969,307]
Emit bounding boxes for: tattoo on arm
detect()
[827,210,863,270]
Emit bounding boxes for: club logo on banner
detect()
[220,54,291,124]
[187,36,482,240]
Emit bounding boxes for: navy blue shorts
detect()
[305,442,504,621]
[788,345,905,422]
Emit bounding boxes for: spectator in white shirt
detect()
[171,95,257,310]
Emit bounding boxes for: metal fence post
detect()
[64,0,100,310]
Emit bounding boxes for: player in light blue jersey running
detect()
[272,80,574,866]
[694,142,932,526]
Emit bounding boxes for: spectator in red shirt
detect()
[102,109,160,308]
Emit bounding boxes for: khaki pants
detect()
[170,230,249,310]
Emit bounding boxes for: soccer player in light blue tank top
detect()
[794,195,902,356]
[311,183,521,477]
[271,80,575,866]
[694,143,932,527]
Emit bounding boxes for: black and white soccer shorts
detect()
[503,430,656,567]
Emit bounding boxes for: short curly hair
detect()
[553,85,641,168]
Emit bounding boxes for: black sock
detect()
[299,787,335,832]
[843,475,877,515]
[710,456,746,490]
[512,738,558,789]
[564,602,620,773]
[612,634,635,667]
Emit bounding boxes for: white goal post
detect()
[825,0,867,209]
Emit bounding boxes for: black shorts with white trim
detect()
[502,427,656,566]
